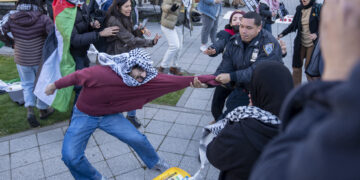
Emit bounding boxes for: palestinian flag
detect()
[34,0,77,112]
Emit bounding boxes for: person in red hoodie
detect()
[1,0,54,128]
[45,49,218,180]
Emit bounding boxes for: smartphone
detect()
[140,18,149,28]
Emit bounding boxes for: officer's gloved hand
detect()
[171,4,179,12]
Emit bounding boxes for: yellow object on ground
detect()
[153,167,191,180]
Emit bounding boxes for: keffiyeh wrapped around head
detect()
[97,49,158,87]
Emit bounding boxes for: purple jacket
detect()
[2,11,53,66]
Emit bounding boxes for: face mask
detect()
[233,25,240,33]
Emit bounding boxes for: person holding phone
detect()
[105,0,161,55]
[105,0,161,128]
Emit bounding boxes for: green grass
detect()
[0,55,185,136]
[151,89,185,106]
[0,55,73,136]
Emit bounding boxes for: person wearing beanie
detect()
[278,0,322,86]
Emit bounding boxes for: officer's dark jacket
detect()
[215,29,283,86]
[70,5,99,57]
[280,3,321,68]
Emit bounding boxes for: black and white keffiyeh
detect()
[97,48,158,87]
[190,106,279,180]
[209,106,280,136]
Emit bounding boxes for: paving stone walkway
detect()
[0,1,305,179]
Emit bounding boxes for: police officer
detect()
[215,11,283,119]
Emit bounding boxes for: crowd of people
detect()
[1,0,360,179]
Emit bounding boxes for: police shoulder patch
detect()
[263,43,274,56]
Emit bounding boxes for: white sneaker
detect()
[200,44,207,52]
[153,159,171,172]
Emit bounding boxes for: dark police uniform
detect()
[215,29,283,119]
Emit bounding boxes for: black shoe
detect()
[126,116,142,128]
[39,107,55,119]
[27,107,40,128]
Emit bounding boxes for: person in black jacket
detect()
[69,1,119,104]
[249,0,360,179]
[258,0,279,33]
[214,12,283,120]
[203,10,245,121]
[278,0,322,86]
[206,61,293,180]
[204,10,245,57]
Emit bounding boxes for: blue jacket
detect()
[215,30,283,87]
[197,0,222,20]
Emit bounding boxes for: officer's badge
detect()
[313,13,316,16]
[263,43,274,56]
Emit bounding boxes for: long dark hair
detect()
[105,0,133,31]
[16,0,47,14]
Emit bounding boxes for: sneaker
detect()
[39,107,55,119]
[169,67,183,76]
[27,106,40,128]
[126,115,142,128]
[200,44,207,52]
[153,159,171,172]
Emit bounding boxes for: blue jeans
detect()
[16,64,48,109]
[62,106,159,180]
[201,14,220,44]
[217,88,249,121]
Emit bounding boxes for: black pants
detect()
[211,86,233,121]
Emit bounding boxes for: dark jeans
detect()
[211,86,233,121]
[217,88,249,121]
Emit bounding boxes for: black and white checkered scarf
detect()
[208,106,280,136]
[190,106,279,180]
[97,48,158,87]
